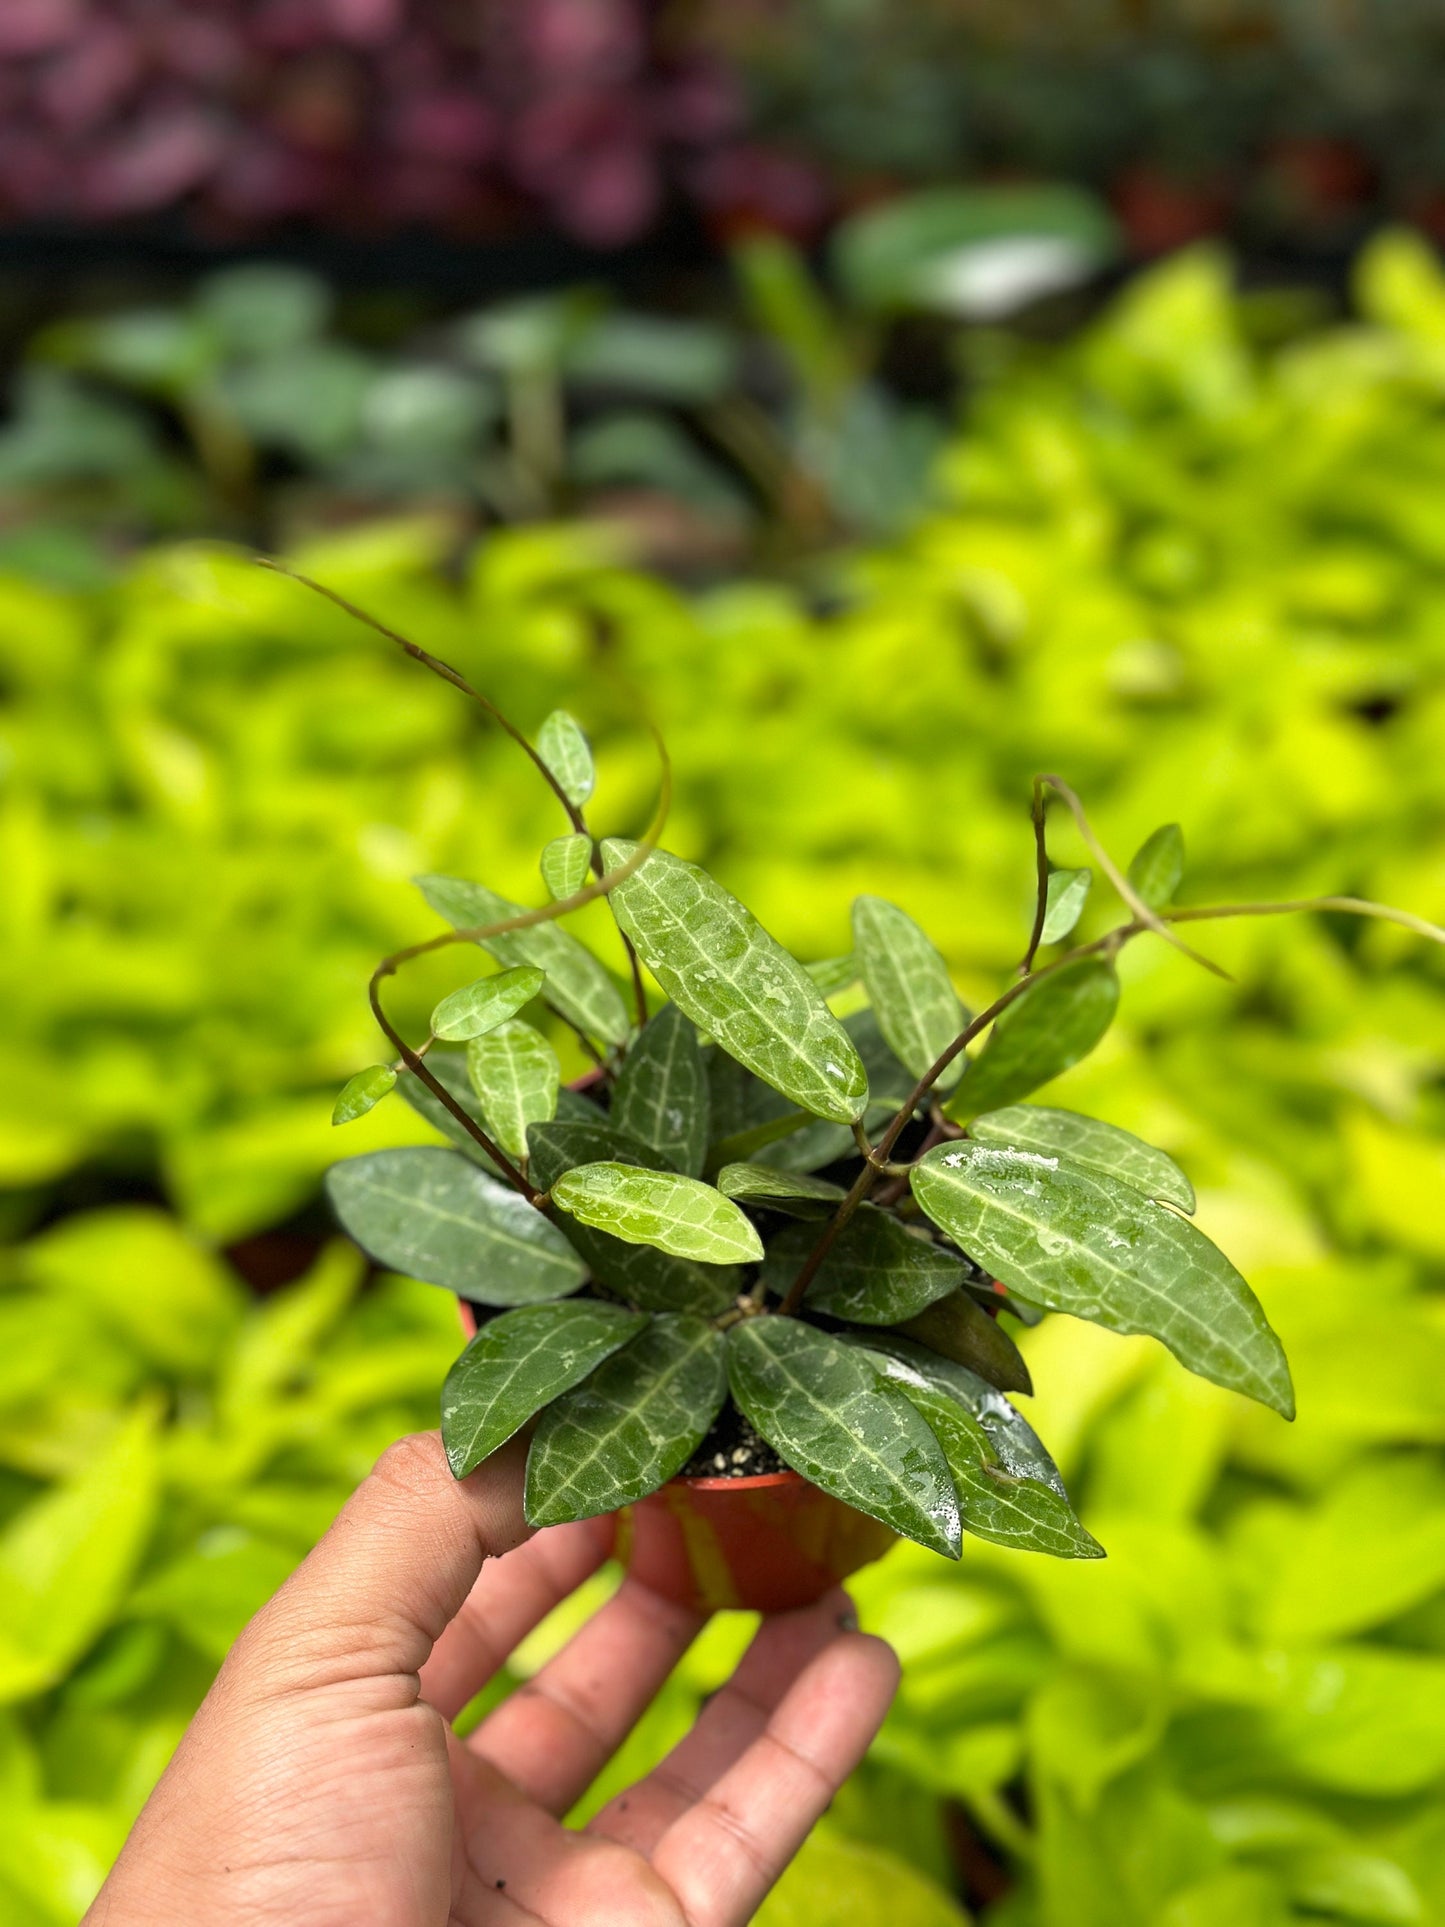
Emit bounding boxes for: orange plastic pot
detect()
[457,1302,895,1613]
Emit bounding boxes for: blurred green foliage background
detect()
[2,236,1444,1924]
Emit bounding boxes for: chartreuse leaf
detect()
[846,1333,1098,1559]
[911,1143,1295,1415]
[717,1164,845,1217]
[896,1289,1033,1394]
[441,1301,646,1477]
[852,895,965,1090]
[536,709,595,808]
[541,833,592,901]
[396,1050,503,1171]
[466,1021,558,1162]
[326,1147,585,1303]
[727,1318,961,1556]
[610,1003,710,1176]
[760,1210,962,1325]
[332,1065,396,1124]
[601,841,868,1126]
[431,965,545,1042]
[524,1314,728,1523]
[530,1121,739,1316]
[970,1104,1195,1213]
[947,958,1119,1120]
[1127,822,1185,909]
[552,1163,763,1264]
[1041,868,1092,944]
[417,875,629,1047]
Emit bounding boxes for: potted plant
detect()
[309,568,1442,1614]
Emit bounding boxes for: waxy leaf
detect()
[760,1210,962,1325]
[611,1003,710,1177]
[540,833,592,901]
[911,1144,1295,1415]
[332,1064,395,1125]
[441,1300,646,1477]
[466,1020,559,1162]
[553,1163,764,1264]
[326,1147,585,1303]
[947,958,1119,1120]
[852,895,965,1089]
[1041,868,1092,945]
[970,1105,1195,1213]
[727,1317,961,1556]
[897,1290,1033,1395]
[853,1334,1066,1490]
[536,709,595,808]
[602,841,868,1126]
[531,1121,739,1316]
[525,1314,728,1524]
[805,953,859,997]
[1127,822,1185,910]
[717,1163,845,1217]
[431,965,545,1042]
[417,874,629,1048]
[397,1050,503,1171]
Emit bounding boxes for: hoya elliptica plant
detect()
[312,572,1444,1562]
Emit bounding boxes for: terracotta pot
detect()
[457,1300,896,1613]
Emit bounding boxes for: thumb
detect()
[229,1431,533,1694]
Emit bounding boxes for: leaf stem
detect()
[1018,777,1050,976]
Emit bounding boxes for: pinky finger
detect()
[648,1631,898,1927]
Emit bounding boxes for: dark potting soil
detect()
[680,1398,787,1479]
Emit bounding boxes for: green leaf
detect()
[896,1289,1033,1395]
[610,1003,710,1177]
[1041,868,1092,944]
[716,1163,845,1217]
[947,959,1119,1120]
[969,1105,1196,1213]
[441,1301,647,1477]
[760,1210,963,1325]
[417,875,630,1048]
[536,709,595,809]
[727,1318,961,1556]
[757,1827,971,1926]
[332,1064,396,1125]
[541,833,592,901]
[846,1333,1098,1559]
[601,841,868,1126]
[911,1144,1295,1415]
[466,1020,559,1162]
[524,1314,728,1523]
[326,1147,585,1303]
[1127,823,1185,910]
[431,965,546,1042]
[396,1050,503,1171]
[805,953,858,997]
[552,1163,764,1265]
[852,895,965,1089]
[530,1121,740,1316]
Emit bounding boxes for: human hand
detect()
[86,1432,898,1926]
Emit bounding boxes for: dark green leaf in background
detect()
[852,894,965,1089]
[728,1317,962,1555]
[441,1300,647,1477]
[326,1147,585,1303]
[536,709,595,809]
[540,833,592,902]
[947,959,1119,1120]
[1127,823,1185,910]
[552,1163,763,1264]
[602,841,869,1125]
[332,1065,395,1125]
[417,875,629,1048]
[431,965,545,1042]
[969,1105,1195,1213]
[761,1210,962,1325]
[610,1003,710,1177]
[896,1289,1033,1395]
[717,1163,845,1217]
[466,1020,559,1162]
[524,1314,728,1523]
[912,1144,1294,1415]
[1041,868,1092,945]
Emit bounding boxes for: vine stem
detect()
[1018,777,1050,976]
